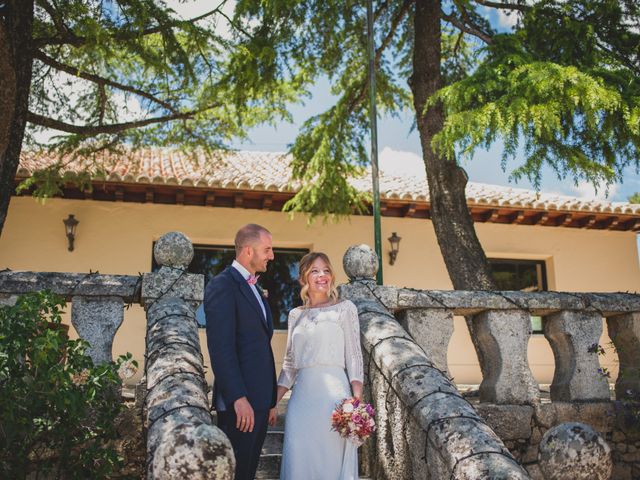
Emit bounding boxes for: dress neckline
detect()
[304,300,347,310]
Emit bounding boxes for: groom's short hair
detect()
[235,224,271,255]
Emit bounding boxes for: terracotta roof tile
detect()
[17,149,640,215]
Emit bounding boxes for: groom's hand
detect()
[268,407,278,427]
[234,397,255,433]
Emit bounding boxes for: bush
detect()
[0,291,137,479]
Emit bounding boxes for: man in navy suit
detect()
[205,224,278,480]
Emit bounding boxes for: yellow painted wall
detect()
[1,197,638,387]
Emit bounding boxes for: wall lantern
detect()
[63,214,79,251]
[388,232,401,265]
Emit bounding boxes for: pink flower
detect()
[330,398,376,446]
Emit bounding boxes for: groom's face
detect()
[249,232,274,273]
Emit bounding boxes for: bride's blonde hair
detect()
[299,252,339,307]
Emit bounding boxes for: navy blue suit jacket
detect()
[204,266,277,412]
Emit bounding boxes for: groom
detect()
[205,224,278,480]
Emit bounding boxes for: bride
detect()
[276,252,364,480]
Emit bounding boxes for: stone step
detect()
[255,454,281,479]
[261,431,284,455]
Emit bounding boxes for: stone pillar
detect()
[71,295,124,364]
[143,231,234,480]
[472,309,539,404]
[397,308,453,376]
[544,310,610,401]
[607,312,640,400]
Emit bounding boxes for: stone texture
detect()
[343,288,529,480]
[153,231,194,269]
[71,295,124,364]
[476,405,534,440]
[397,308,454,375]
[538,422,612,480]
[144,290,232,479]
[544,311,610,402]
[472,309,540,404]
[394,288,640,317]
[607,313,640,400]
[342,244,378,280]
[141,270,204,307]
[150,422,234,480]
[0,271,140,302]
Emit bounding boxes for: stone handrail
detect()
[0,270,141,364]
[343,269,640,405]
[142,232,233,479]
[341,246,531,479]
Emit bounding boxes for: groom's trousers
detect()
[218,408,269,480]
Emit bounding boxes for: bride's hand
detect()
[351,380,363,400]
[268,407,278,426]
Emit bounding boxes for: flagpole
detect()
[366,0,383,285]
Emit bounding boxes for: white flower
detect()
[343,403,354,413]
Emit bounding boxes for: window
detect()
[488,259,548,333]
[152,244,308,329]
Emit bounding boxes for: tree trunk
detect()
[410,0,496,292]
[0,0,34,238]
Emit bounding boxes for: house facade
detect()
[2,149,639,385]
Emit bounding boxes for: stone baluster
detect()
[471,309,540,404]
[607,312,640,400]
[142,231,234,480]
[544,310,610,401]
[71,296,124,364]
[397,308,454,376]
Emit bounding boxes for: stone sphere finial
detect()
[343,244,378,280]
[154,231,194,269]
[538,422,612,480]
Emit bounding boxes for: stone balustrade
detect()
[0,232,236,479]
[341,245,531,479]
[341,244,640,479]
[343,272,640,404]
[0,270,140,365]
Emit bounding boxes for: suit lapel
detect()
[228,267,270,333]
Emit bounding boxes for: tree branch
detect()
[32,50,178,112]
[26,109,206,135]
[34,6,223,47]
[441,10,493,45]
[473,0,530,12]
[347,0,413,112]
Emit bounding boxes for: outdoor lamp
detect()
[63,214,79,251]
[388,232,401,265]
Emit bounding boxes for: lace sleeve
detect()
[343,301,364,384]
[277,308,301,389]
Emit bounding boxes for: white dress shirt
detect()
[232,260,267,320]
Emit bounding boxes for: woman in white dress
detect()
[276,252,364,480]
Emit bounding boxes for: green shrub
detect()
[0,291,137,479]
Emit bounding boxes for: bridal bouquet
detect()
[331,397,376,446]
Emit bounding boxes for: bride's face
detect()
[305,257,333,297]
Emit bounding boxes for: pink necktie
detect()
[247,274,259,285]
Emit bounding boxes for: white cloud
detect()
[496,9,519,28]
[571,181,619,201]
[164,0,236,39]
[379,147,426,178]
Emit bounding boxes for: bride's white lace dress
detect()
[277,300,364,480]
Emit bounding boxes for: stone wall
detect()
[477,402,640,479]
